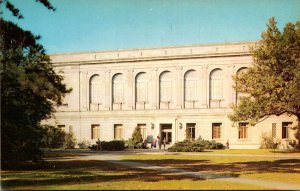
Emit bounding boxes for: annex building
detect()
[47,42,297,149]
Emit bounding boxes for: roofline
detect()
[49,41,258,56]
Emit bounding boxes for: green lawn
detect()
[1,149,299,190]
[122,153,300,186]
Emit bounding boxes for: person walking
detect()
[163,137,167,150]
[226,140,230,150]
[157,135,161,150]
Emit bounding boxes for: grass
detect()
[1,149,300,190]
[122,154,300,186]
[206,149,300,155]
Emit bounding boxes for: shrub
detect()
[63,132,77,149]
[168,140,205,152]
[89,140,125,151]
[260,132,280,149]
[168,138,225,152]
[131,127,143,144]
[41,125,65,148]
[125,127,147,149]
[77,139,91,149]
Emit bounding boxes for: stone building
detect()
[47,41,297,149]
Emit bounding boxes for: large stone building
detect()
[47,41,297,149]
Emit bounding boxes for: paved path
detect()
[46,151,300,190]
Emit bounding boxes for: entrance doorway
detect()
[161,124,172,144]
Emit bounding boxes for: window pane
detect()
[114,124,123,139]
[160,72,173,102]
[238,123,248,139]
[91,125,100,139]
[113,74,124,103]
[282,122,292,139]
[210,69,223,100]
[212,123,221,139]
[90,75,102,104]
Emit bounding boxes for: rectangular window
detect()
[91,124,100,139]
[186,123,196,140]
[272,123,276,138]
[58,125,66,132]
[137,124,147,140]
[238,122,249,139]
[114,124,123,140]
[212,123,222,139]
[282,122,292,139]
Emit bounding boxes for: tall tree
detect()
[229,17,300,147]
[1,1,71,166]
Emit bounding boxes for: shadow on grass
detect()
[270,150,300,154]
[2,155,300,189]
[128,158,300,175]
[1,159,207,189]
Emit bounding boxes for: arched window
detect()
[236,67,248,104]
[160,71,173,102]
[210,69,224,100]
[90,75,102,104]
[135,72,148,102]
[112,73,124,103]
[184,70,197,101]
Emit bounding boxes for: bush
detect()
[168,140,205,152]
[125,127,147,149]
[89,140,125,151]
[77,139,91,149]
[168,138,225,152]
[41,125,65,148]
[260,132,280,149]
[63,132,77,149]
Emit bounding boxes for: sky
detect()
[2,0,300,53]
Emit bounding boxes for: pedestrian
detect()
[163,137,167,150]
[152,139,157,149]
[96,138,102,151]
[157,135,161,150]
[226,140,230,150]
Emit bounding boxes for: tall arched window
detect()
[236,67,248,104]
[210,69,224,100]
[160,71,173,102]
[184,70,197,101]
[90,75,102,104]
[135,72,148,103]
[112,73,124,103]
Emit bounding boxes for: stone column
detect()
[200,66,208,108]
[126,69,134,110]
[80,71,88,111]
[175,66,183,109]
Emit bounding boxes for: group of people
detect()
[151,135,167,150]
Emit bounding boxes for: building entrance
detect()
[161,124,172,144]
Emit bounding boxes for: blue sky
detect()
[2,0,300,53]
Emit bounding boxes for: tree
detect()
[131,127,143,145]
[1,1,71,166]
[229,17,300,147]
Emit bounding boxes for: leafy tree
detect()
[131,127,143,145]
[229,17,300,147]
[1,1,71,166]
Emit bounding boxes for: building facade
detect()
[46,42,297,149]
